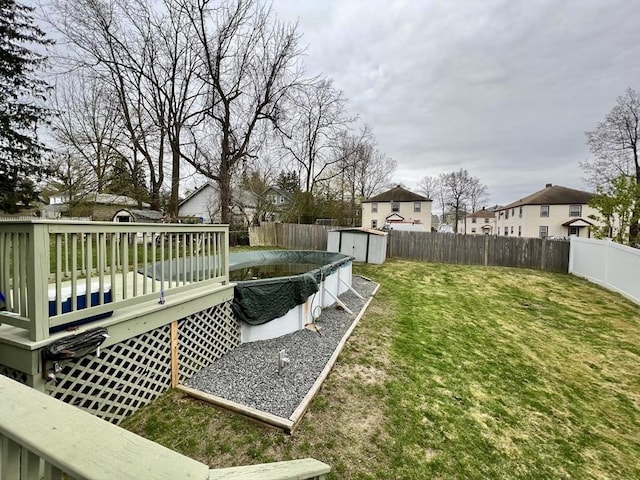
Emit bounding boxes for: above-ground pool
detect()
[229,250,354,343]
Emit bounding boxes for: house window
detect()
[569,205,581,217]
[512,208,515,216]
[371,219,378,229]
[519,206,523,218]
[471,228,476,233]
[392,201,400,212]
[569,226,579,236]
[510,226,514,234]
[539,226,548,238]
[497,227,501,235]
[505,210,509,220]
[484,217,490,223]
[371,202,378,213]
[414,202,421,213]
[540,205,549,217]
[518,226,522,237]
[505,229,508,236]
[471,217,476,223]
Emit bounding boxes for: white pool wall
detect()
[239,261,352,343]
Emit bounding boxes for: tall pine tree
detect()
[0,0,51,213]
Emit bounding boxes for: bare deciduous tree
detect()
[51,73,124,194]
[278,78,350,194]
[180,0,303,223]
[440,169,488,233]
[48,0,202,214]
[583,87,640,244]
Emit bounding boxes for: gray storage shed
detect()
[327,227,388,264]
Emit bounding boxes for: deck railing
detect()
[0,374,330,480]
[0,220,229,341]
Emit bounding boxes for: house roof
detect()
[467,208,496,219]
[363,185,430,203]
[562,218,594,227]
[499,184,594,210]
[179,182,216,207]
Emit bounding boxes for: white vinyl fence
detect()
[569,236,640,305]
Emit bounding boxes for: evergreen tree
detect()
[0,0,52,212]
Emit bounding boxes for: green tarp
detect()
[230,250,352,325]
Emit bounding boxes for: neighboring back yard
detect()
[122,259,640,479]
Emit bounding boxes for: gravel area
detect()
[186,275,377,419]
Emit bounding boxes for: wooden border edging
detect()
[178,280,380,434]
[288,281,380,430]
[176,385,295,431]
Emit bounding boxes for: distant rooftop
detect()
[499,184,594,210]
[363,185,431,203]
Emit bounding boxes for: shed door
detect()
[342,232,368,262]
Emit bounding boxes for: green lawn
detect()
[122,260,640,479]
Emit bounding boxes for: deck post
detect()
[27,223,50,342]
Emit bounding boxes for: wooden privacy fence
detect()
[387,230,569,272]
[250,223,333,250]
[250,223,570,273]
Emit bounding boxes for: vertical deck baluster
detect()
[71,234,78,312]
[160,233,165,295]
[55,234,62,316]
[11,233,19,314]
[0,232,7,310]
[181,233,186,285]
[1,436,21,478]
[121,232,128,299]
[132,230,138,298]
[21,449,42,479]
[85,233,93,312]
[80,234,86,276]
[43,461,64,480]
[151,234,157,293]
[98,232,106,304]
[143,232,149,295]
[110,233,116,301]
[64,232,69,277]
[168,234,173,289]
[19,233,28,317]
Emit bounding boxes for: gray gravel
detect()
[186,275,377,419]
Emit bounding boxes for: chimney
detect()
[545,183,552,188]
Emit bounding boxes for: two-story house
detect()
[361,185,432,230]
[457,207,497,235]
[495,183,597,238]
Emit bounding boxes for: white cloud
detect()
[272,0,640,206]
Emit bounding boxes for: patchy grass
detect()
[121,260,640,479]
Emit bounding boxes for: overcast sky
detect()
[270,0,640,207]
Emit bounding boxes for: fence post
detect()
[483,234,489,266]
[604,238,611,288]
[568,236,575,273]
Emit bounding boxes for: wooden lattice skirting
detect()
[44,301,239,425]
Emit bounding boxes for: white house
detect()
[361,185,432,231]
[457,207,497,235]
[178,182,291,225]
[495,183,598,238]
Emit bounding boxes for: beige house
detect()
[457,207,497,235]
[496,183,598,238]
[361,185,432,231]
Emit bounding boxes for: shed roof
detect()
[363,185,430,203]
[499,184,594,210]
[330,227,388,236]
